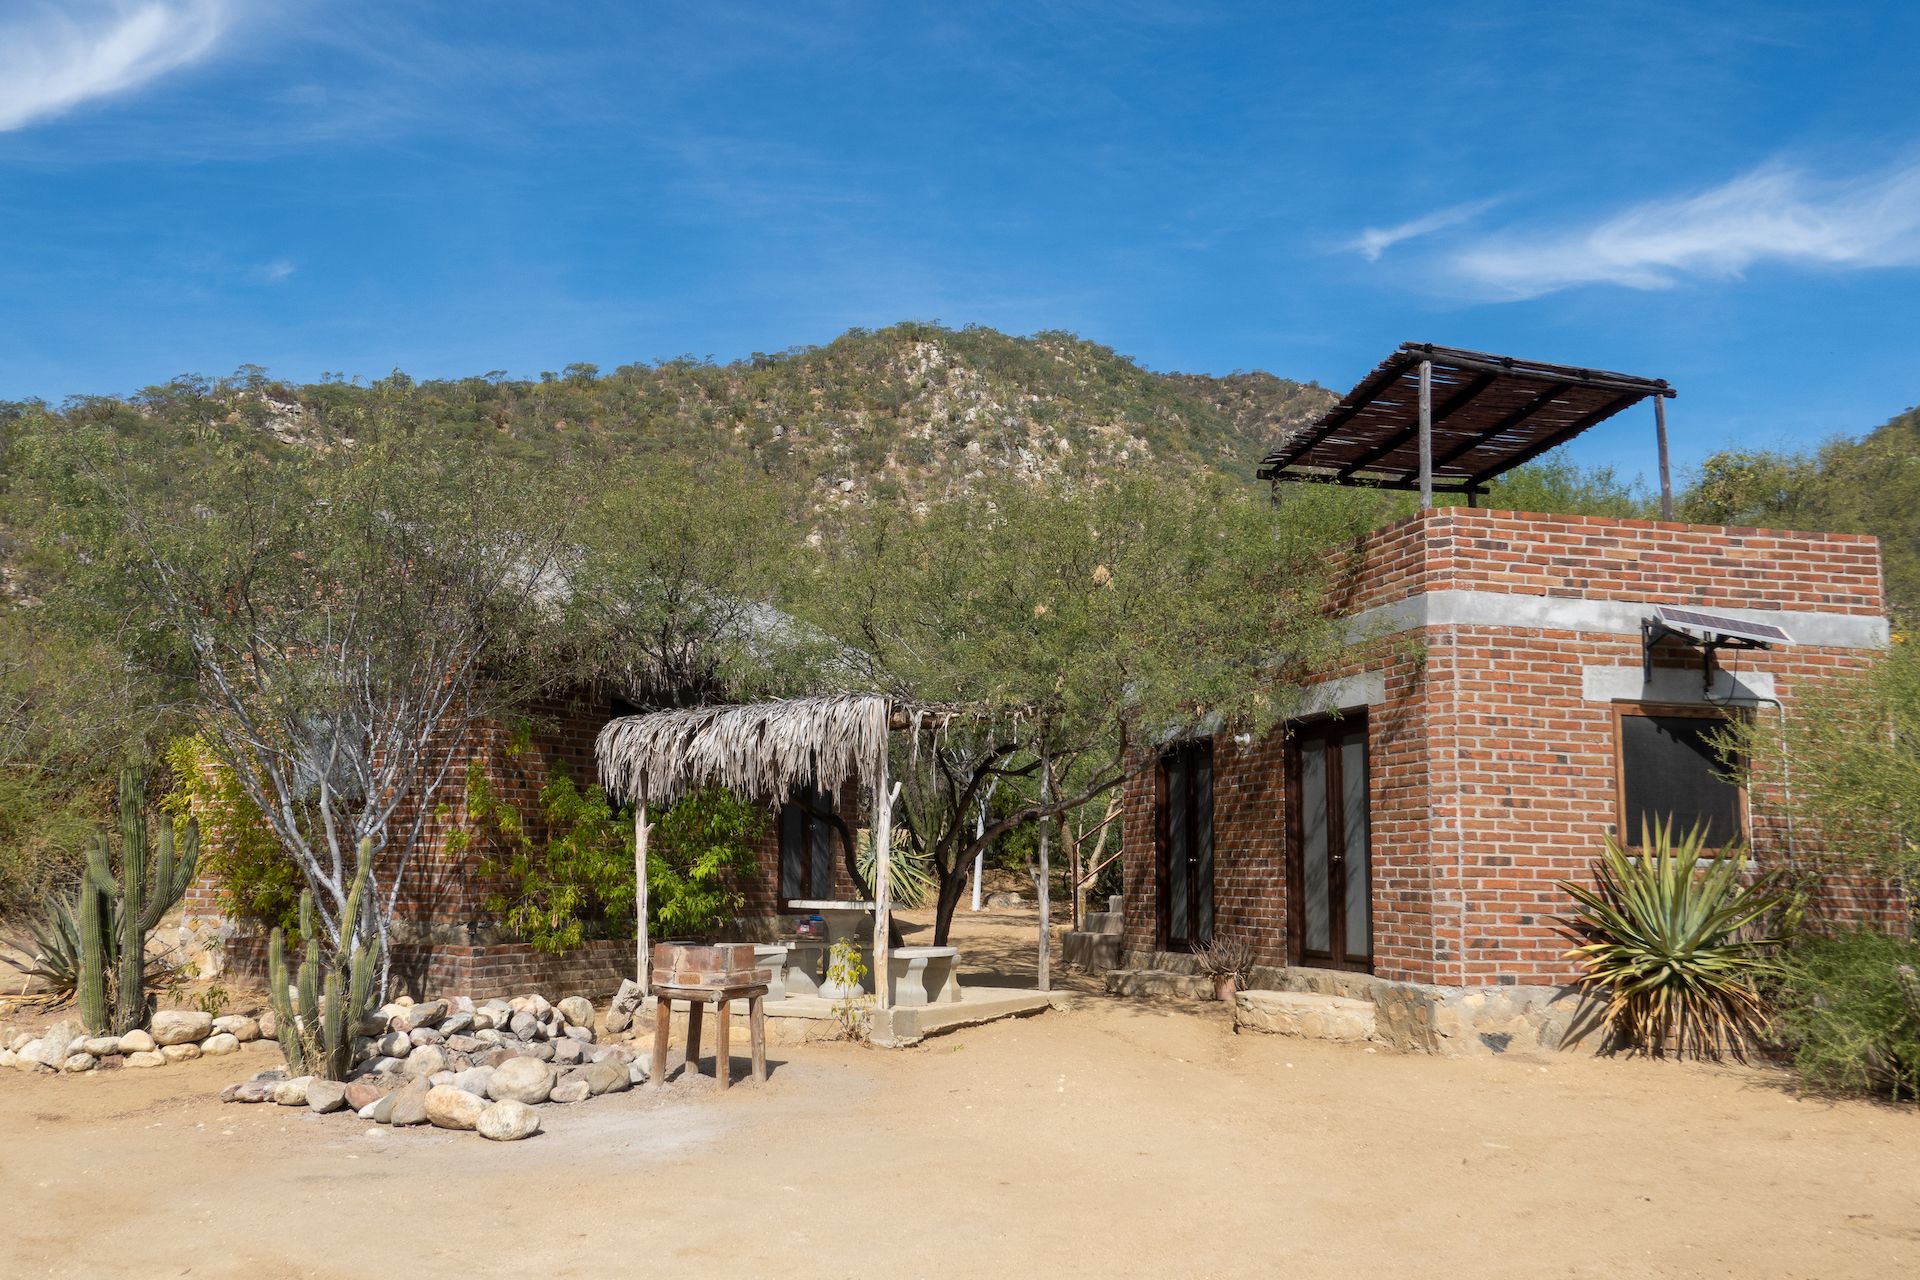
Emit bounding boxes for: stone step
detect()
[1061,932,1123,972]
[1232,990,1378,1044]
[1103,968,1215,1000]
[1080,911,1125,936]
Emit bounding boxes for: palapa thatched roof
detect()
[595,694,891,809]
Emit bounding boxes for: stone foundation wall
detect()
[1118,950,1586,1058]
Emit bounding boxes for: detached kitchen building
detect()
[1109,344,1904,1053]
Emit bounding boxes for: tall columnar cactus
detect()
[74,764,200,1035]
[268,838,380,1081]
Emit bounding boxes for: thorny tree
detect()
[815,471,1372,948]
[38,418,574,993]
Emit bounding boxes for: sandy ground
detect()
[4,907,1919,1279]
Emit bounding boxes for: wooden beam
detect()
[1655,396,1674,521]
[1417,358,1433,510]
[1467,391,1643,484]
[1337,369,1498,479]
[1398,342,1674,399]
[1257,352,1417,475]
[1429,381,1574,472]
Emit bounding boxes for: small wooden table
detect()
[650,982,769,1089]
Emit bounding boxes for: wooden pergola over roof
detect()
[1257,342,1678,511]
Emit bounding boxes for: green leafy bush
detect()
[648,786,766,938]
[464,761,636,953]
[461,762,765,950]
[161,736,303,941]
[1561,819,1786,1059]
[1775,931,1920,1100]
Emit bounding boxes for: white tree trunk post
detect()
[971,793,986,912]
[872,741,895,1011]
[634,803,651,996]
[1036,751,1052,993]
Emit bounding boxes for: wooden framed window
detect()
[1157,738,1214,951]
[1612,703,1746,848]
[778,783,837,907]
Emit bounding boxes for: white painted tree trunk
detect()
[872,743,895,1011]
[1036,751,1051,993]
[634,804,651,995]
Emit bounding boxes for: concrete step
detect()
[1233,989,1377,1044]
[1104,968,1215,1000]
[1080,911,1125,936]
[1062,932,1123,972]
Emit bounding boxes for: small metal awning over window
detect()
[1257,342,1679,514]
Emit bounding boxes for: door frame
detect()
[1284,712,1374,973]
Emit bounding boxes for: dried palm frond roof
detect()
[595,694,892,809]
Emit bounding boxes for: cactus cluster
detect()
[267,838,381,1081]
[75,764,200,1036]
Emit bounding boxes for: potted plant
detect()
[1194,935,1254,1003]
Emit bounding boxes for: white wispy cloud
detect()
[1348,198,1499,262]
[247,257,296,284]
[1446,159,1920,300]
[0,1,234,133]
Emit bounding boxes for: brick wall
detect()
[1123,508,1905,991]
[182,690,874,992]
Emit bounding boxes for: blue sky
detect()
[2,1,1916,482]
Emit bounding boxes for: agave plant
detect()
[857,826,937,908]
[2,891,185,1005]
[1561,818,1787,1060]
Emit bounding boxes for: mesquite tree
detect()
[812,471,1372,946]
[40,421,574,993]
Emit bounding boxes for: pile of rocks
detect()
[220,991,643,1143]
[0,1010,266,1075]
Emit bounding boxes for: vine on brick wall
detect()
[160,735,305,941]
[450,752,766,950]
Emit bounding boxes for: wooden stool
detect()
[650,983,769,1089]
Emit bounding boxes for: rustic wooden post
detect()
[1417,358,1434,510]
[872,732,894,1012]
[1655,395,1674,521]
[1036,748,1052,993]
[634,803,651,996]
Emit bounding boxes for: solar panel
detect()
[1653,605,1792,647]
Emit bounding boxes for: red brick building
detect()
[1112,345,1906,1051]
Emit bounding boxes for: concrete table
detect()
[787,899,876,998]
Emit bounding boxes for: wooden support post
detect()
[634,804,650,996]
[649,992,669,1087]
[1036,750,1052,993]
[872,733,894,1012]
[713,994,732,1089]
[1417,358,1434,510]
[749,993,767,1084]
[1655,396,1674,521]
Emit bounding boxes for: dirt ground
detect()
[4,907,1918,1279]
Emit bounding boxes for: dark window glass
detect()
[1619,712,1744,847]
[1161,739,1214,948]
[778,783,836,904]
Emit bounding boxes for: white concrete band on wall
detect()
[1297,670,1387,715]
[1579,664,1776,704]
[1348,588,1890,651]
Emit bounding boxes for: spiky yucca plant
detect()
[1561,818,1786,1060]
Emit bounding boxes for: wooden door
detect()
[1287,716,1372,972]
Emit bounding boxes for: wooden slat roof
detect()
[1256,342,1674,494]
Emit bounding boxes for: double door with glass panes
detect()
[1287,716,1373,972]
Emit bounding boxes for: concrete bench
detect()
[886,946,962,1007]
